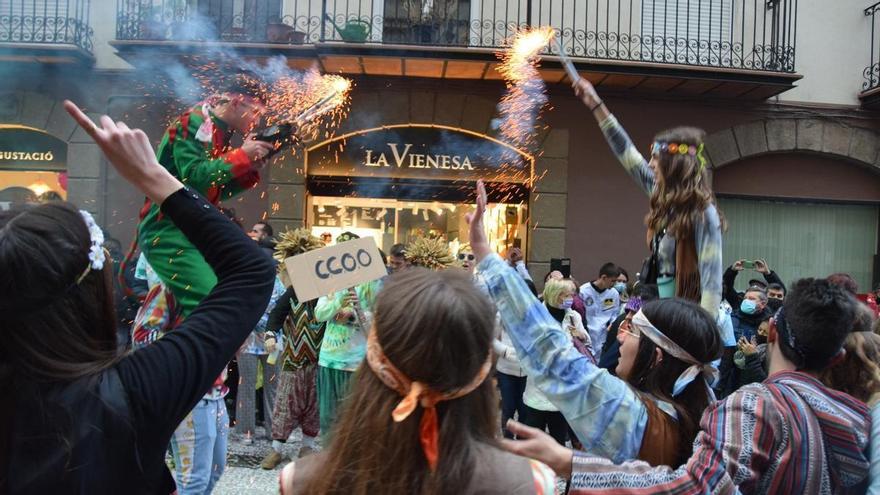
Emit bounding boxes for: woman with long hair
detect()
[818,330,880,494]
[469,181,721,466]
[280,261,555,494]
[0,102,276,493]
[572,79,724,318]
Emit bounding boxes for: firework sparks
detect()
[493,26,554,153]
[256,69,353,149]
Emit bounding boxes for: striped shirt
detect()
[568,371,871,494]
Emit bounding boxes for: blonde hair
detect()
[542,278,575,308]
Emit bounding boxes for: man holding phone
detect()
[722,258,786,310]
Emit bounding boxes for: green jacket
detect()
[138,104,260,318]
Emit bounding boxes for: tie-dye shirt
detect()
[598,114,722,318]
[315,280,381,372]
[240,277,286,355]
[479,254,649,463]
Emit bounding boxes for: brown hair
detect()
[0,202,119,384]
[628,298,722,465]
[305,268,498,495]
[647,127,726,238]
[819,331,880,406]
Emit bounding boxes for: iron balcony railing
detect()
[116,0,796,73]
[865,1,880,92]
[0,0,93,53]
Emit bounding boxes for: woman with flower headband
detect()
[572,79,725,319]
[0,103,276,493]
[469,181,721,467]
[280,214,556,494]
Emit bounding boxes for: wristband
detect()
[590,100,605,113]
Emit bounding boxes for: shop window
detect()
[308,196,527,256]
[0,170,67,210]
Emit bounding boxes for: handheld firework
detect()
[553,35,581,83]
[254,75,352,159]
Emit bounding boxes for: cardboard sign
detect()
[283,237,386,301]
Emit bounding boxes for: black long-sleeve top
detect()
[722,267,785,309]
[7,187,276,494]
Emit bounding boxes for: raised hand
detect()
[572,78,600,108]
[732,259,746,272]
[64,100,181,204]
[754,259,770,274]
[466,180,492,263]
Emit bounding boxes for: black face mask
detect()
[767,298,783,312]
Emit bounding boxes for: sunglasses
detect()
[458,253,475,261]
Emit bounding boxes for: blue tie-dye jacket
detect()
[479,254,648,463]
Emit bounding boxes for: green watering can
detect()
[324,14,371,42]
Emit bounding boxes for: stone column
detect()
[528,128,569,288]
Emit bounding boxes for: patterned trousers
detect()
[271,364,320,440]
[234,353,277,437]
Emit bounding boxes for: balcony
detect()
[862,1,880,108]
[112,0,800,99]
[0,0,94,64]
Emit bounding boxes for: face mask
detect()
[614,282,627,294]
[740,299,758,315]
[560,298,574,310]
[767,298,783,312]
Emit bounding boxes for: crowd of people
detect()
[3,74,880,495]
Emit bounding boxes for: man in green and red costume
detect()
[131,74,275,494]
[138,75,273,320]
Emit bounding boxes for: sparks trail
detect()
[493,26,554,159]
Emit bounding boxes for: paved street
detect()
[212,427,306,494]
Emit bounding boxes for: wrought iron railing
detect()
[116,0,797,73]
[864,1,880,91]
[0,0,93,53]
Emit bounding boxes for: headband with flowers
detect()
[651,141,708,172]
[76,210,106,284]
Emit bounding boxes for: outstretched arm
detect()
[573,79,656,195]
[470,181,648,462]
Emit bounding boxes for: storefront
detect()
[304,124,533,255]
[0,125,68,209]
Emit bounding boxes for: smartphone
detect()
[551,258,571,279]
[742,260,755,269]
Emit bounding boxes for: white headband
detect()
[631,310,717,401]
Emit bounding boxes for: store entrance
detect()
[305,124,534,256]
[307,195,528,255]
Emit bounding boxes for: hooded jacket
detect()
[569,370,872,494]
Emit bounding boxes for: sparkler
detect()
[553,35,581,83]
[493,26,555,154]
